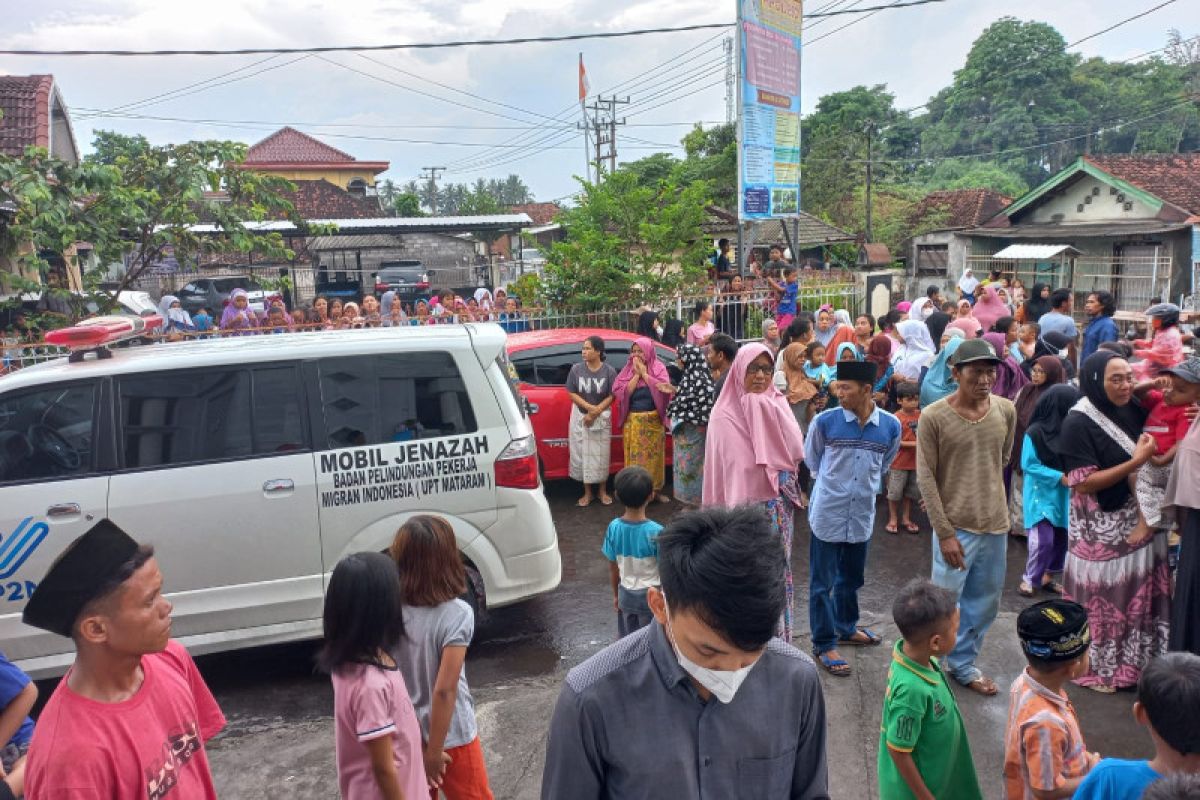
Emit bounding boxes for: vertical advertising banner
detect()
[737,0,803,221]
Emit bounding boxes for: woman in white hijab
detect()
[957,268,980,299]
[473,288,494,320]
[891,319,936,381]
[157,295,195,336]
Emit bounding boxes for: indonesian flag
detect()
[578,54,590,103]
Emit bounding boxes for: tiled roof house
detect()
[0,74,79,163]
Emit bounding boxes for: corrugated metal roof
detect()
[991,244,1082,259]
[183,213,532,234]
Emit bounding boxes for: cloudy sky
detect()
[1,0,1194,203]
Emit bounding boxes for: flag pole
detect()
[579,52,592,185]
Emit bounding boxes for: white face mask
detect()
[661,593,760,704]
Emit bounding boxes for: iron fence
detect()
[0,279,861,378]
[965,254,1174,318]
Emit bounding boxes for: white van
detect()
[0,324,560,677]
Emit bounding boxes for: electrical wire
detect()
[901,0,1181,114]
[0,2,946,56]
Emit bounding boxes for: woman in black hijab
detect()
[1023,283,1052,323]
[636,310,662,342]
[1022,330,1075,380]
[1055,351,1168,692]
[924,311,952,352]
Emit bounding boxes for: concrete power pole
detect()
[420,166,445,215]
[863,123,874,244]
[584,97,627,183]
[724,37,735,125]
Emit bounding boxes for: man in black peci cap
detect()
[21,519,225,798]
[803,360,903,677]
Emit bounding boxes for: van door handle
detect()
[526,402,540,414]
[263,479,294,494]
[47,503,81,518]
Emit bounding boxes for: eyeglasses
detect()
[744,363,774,376]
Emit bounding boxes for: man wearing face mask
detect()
[541,507,829,799]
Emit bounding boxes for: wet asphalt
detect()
[169,480,1153,797]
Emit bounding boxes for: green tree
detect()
[391,192,424,217]
[676,123,736,210]
[617,152,681,189]
[0,133,298,314]
[543,172,712,311]
[920,18,1088,185]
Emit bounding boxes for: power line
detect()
[0,2,946,57]
[901,0,1181,114]
[72,109,723,131]
[808,97,1195,165]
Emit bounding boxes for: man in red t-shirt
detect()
[21,520,225,798]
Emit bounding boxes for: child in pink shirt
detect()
[321,552,428,800]
[1132,303,1184,382]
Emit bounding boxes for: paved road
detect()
[198,480,1153,799]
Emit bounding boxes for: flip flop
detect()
[839,628,882,646]
[885,522,899,534]
[903,522,920,534]
[599,496,614,506]
[656,494,672,504]
[816,652,852,677]
[959,676,999,696]
[1041,580,1064,595]
[576,497,594,508]
[1018,582,1035,597]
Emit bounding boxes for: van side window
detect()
[0,383,97,484]
[118,365,308,468]
[317,352,477,449]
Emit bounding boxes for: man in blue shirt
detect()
[804,360,901,677]
[1075,652,1200,800]
[1080,290,1119,362]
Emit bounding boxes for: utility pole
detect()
[723,37,735,126]
[584,96,628,183]
[420,166,445,215]
[863,122,874,244]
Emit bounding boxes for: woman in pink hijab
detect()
[702,342,806,639]
[971,284,1007,334]
[947,317,981,339]
[614,337,676,502]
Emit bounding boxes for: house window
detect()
[916,244,949,276]
[347,179,368,196]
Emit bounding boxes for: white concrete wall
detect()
[1028,176,1158,224]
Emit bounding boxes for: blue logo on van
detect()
[0,517,50,579]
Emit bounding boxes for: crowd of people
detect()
[546,263,1200,796]
[2,261,1199,799]
[155,286,534,339]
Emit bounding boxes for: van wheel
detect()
[462,564,485,623]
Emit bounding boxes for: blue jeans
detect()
[930,530,1007,685]
[809,536,869,655]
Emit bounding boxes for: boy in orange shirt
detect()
[885,382,922,534]
[1004,599,1099,799]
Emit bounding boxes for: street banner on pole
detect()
[737,0,803,221]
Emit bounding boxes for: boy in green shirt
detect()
[878,579,983,800]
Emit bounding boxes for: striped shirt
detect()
[805,405,902,543]
[1003,670,1092,800]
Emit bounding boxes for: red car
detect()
[506,328,676,481]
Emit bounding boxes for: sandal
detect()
[598,495,613,506]
[576,497,594,508]
[839,628,882,646]
[656,494,672,504]
[1086,684,1117,695]
[816,652,852,677]
[1041,580,1064,595]
[959,676,999,696]
[902,522,920,534]
[885,522,899,534]
[1018,581,1035,597]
